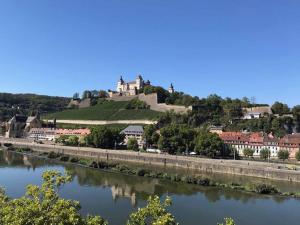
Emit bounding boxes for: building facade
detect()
[219,131,300,159]
[116,75,151,96]
[121,125,144,148]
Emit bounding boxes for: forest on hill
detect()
[0,93,70,122]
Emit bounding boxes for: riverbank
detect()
[1,137,300,183]
[2,146,300,199]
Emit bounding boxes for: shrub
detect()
[48,152,61,159]
[243,148,254,158]
[296,150,300,161]
[70,157,79,163]
[253,184,279,194]
[59,156,69,162]
[277,150,289,161]
[260,148,271,160]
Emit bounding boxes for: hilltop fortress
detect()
[108,75,190,113]
[109,75,174,97]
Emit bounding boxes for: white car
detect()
[146,149,162,154]
[189,152,197,156]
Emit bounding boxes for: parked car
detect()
[189,151,197,156]
[146,148,162,154]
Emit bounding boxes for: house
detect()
[243,112,261,120]
[55,128,91,137]
[242,106,272,120]
[279,134,300,158]
[121,125,144,148]
[209,126,224,135]
[28,128,56,141]
[28,128,91,141]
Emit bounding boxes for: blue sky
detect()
[0,0,299,106]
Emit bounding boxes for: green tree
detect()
[158,125,196,154]
[260,148,271,160]
[194,131,225,158]
[243,148,254,158]
[296,150,300,161]
[277,149,289,161]
[292,105,300,132]
[127,138,139,151]
[86,127,124,149]
[127,196,177,225]
[218,218,236,225]
[0,170,107,225]
[144,124,158,147]
[271,102,290,115]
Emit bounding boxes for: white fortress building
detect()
[116,75,151,96]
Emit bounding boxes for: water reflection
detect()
[1,150,300,225]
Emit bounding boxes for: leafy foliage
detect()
[86,126,125,149]
[127,138,139,151]
[260,148,271,160]
[0,170,107,225]
[243,148,254,158]
[194,131,225,158]
[277,150,289,161]
[127,196,177,225]
[0,92,69,122]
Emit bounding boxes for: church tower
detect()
[168,83,175,94]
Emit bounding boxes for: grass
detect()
[43,101,161,121]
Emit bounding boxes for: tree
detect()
[144,124,158,147]
[86,127,125,149]
[292,105,300,132]
[0,170,107,225]
[243,148,254,158]
[158,125,196,154]
[127,196,177,225]
[194,131,225,158]
[127,138,139,151]
[277,150,289,161]
[260,148,271,160]
[271,102,290,115]
[218,218,236,225]
[99,90,108,98]
[296,150,300,161]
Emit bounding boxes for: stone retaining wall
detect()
[3,139,300,183]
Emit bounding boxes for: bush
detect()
[277,150,289,161]
[59,156,70,162]
[260,148,271,160]
[48,152,61,159]
[243,148,254,158]
[254,184,279,194]
[70,157,79,163]
[296,151,300,161]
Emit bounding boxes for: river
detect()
[0,150,300,225]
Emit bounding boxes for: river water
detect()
[0,150,300,225]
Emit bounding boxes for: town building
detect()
[28,128,56,141]
[28,128,91,141]
[5,115,42,138]
[219,131,300,159]
[121,125,144,148]
[242,106,272,120]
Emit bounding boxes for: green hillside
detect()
[44,101,160,121]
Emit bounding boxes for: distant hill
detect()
[43,100,161,121]
[0,93,70,122]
